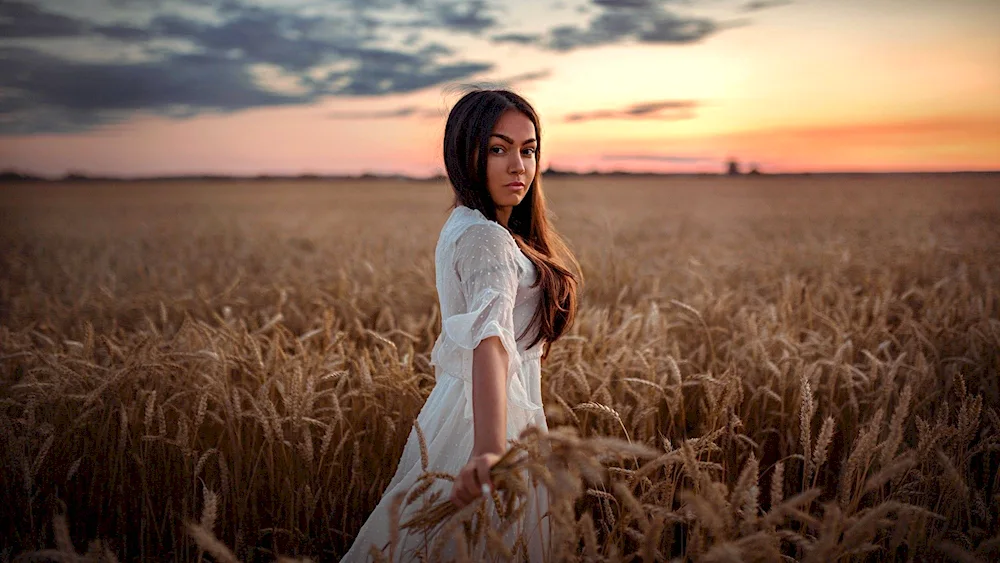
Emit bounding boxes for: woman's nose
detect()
[509,154,525,174]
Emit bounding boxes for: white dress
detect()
[340,205,551,562]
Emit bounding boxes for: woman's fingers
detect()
[449,459,492,508]
[462,467,477,500]
[451,487,467,507]
[450,480,469,507]
[450,468,472,508]
[475,457,492,495]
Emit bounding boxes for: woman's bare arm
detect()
[470,335,508,456]
[450,335,508,507]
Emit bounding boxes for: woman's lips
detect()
[506,182,524,191]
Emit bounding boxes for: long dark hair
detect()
[443,89,580,358]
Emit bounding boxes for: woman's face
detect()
[485,109,537,220]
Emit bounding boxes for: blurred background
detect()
[1,0,998,178]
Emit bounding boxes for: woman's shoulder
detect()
[443,206,517,250]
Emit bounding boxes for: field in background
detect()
[1,174,998,561]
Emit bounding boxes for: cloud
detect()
[0,0,763,135]
[467,69,554,88]
[434,1,496,33]
[592,0,656,8]
[374,0,503,36]
[327,106,443,120]
[0,45,314,135]
[565,100,698,122]
[740,0,793,12]
[491,33,543,45]
[501,0,741,51]
[0,1,87,37]
[326,69,550,120]
[328,55,491,96]
[602,153,717,163]
[0,0,499,134]
[501,69,553,85]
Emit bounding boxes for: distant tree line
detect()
[2,168,741,183]
[0,170,443,183]
[726,158,762,176]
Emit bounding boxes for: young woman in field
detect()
[340,89,580,561]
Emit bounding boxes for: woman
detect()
[340,89,580,562]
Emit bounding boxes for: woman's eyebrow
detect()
[490,133,537,145]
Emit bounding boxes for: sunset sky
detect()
[1,0,998,177]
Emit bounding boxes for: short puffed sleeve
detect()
[442,223,522,384]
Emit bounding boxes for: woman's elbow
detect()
[473,336,509,368]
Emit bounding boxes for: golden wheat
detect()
[1,174,997,561]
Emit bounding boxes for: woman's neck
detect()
[496,206,511,228]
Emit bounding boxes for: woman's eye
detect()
[522,148,536,156]
[490,146,505,154]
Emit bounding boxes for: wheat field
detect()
[1,174,998,562]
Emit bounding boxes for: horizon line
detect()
[2,169,999,183]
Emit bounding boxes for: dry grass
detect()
[1,174,998,562]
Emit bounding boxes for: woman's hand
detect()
[450,451,502,508]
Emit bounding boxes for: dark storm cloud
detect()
[565,100,698,122]
[0,0,498,134]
